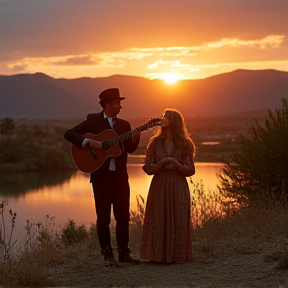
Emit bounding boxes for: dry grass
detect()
[1,183,288,287]
[192,185,288,269]
[1,245,59,287]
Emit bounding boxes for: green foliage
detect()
[0,138,72,171]
[0,118,75,172]
[219,98,288,202]
[61,220,89,246]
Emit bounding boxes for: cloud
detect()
[203,35,285,50]
[0,34,287,80]
[54,56,99,66]
[123,35,285,61]
[4,64,29,75]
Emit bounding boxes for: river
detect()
[0,160,223,245]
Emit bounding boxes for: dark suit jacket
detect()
[64,111,140,181]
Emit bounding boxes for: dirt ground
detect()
[45,239,288,288]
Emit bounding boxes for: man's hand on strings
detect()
[86,139,102,150]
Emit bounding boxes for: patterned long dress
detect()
[140,136,195,263]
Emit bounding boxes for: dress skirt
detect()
[140,169,192,263]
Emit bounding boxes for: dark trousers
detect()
[92,171,130,252]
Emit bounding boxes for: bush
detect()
[219,98,288,203]
[61,220,89,246]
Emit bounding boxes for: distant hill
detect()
[0,69,287,119]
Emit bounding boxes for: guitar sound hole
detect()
[101,140,110,150]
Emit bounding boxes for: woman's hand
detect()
[162,156,195,176]
[158,157,178,169]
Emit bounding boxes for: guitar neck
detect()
[108,124,147,146]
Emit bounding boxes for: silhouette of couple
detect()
[64,88,195,267]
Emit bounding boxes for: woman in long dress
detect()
[140,108,196,263]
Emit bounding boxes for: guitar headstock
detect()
[146,117,162,129]
[135,117,162,133]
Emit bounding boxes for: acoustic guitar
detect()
[71,117,161,173]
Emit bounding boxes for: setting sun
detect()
[161,73,180,84]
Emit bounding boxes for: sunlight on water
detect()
[0,162,223,243]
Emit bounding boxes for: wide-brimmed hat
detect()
[99,88,125,102]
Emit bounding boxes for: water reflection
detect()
[0,170,74,197]
[0,162,223,239]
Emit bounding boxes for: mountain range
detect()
[0,69,287,119]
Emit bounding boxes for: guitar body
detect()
[70,117,161,173]
[71,130,122,173]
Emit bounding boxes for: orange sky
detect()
[1,0,288,81]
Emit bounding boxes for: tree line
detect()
[0,117,73,171]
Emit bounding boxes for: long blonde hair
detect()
[148,108,195,157]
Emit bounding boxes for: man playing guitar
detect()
[64,88,141,267]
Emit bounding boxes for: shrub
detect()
[61,220,89,246]
[219,98,288,203]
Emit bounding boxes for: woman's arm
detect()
[142,141,165,175]
[165,155,195,177]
